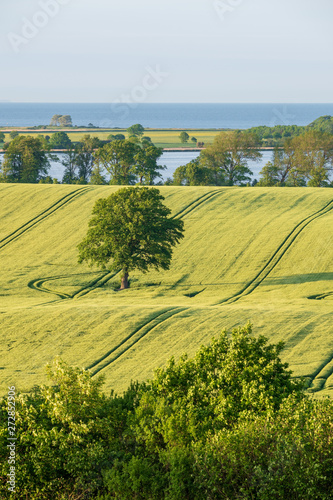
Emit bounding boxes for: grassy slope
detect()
[0,185,332,397]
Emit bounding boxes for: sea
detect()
[1,103,332,181]
[1,102,333,129]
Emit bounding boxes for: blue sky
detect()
[1,0,332,102]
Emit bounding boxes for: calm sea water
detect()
[1,103,333,129]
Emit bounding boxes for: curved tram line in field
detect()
[307,350,333,393]
[172,189,223,219]
[26,190,223,301]
[76,192,223,374]
[217,198,333,305]
[0,187,91,250]
[86,307,188,376]
[28,271,120,300]
[22,190,333,382]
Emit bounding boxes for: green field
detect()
[0,128,221,148]
[1,184,332,397]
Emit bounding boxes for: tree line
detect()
[172,129,333,188]
[1,324,333,499]
[1,122,332,187]
[0,133,165,186]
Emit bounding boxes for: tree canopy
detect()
[179,131,189,143]
[173,158,214,186]
[134,323,304,449]
[308,115,333,135]
[0,136,52,183]
[127,124,145,137]
[258,130,333,187]
[200,130,262,186]
[93,139,140,185]
[77,187,185,289]
[9,130,19,140]
[50,114,73,127]
[133,144,164,184]
[49,131,72,149]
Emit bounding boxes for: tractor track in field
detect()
[27,190,222,301]
[0,187,91,250]
[172,190,222,219]
[217,198,333,305]
[87,307,188,376]
[28,270,120,300]
[308,291,333,301]
[308,353,333,393]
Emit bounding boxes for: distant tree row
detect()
[248,115,333,147]
[257,130,333,187]
[172,130,262,186]
[1,121,332,187]
[170,129,333,188]
[0,134,165,186]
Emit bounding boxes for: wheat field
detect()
[0,184,332,396]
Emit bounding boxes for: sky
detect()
[1,0,332,103]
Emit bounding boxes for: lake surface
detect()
[0,150,272,183]
[1,103,333,129]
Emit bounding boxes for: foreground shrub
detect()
[1,325,333,499]
[193,396,333,500]
[0,359,140,499]
[132,323,304,450]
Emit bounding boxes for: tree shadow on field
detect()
[264,273,333,285]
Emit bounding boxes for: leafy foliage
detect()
[77,187,185,288]
[127,124,145,137]
[9,130,19,140]
[173,157,214,186]
[199,130,261,186]
[49,131,72,149]
[179,131,189,143]
[133,144,164,184]
[0,359,139,499]
[1,325,333,499]
[50,114,73,127]
[308,115,333,135]
[258,130,333,187]
[132,323,304,449]
[93,139,140,185]
[0,135,52,183]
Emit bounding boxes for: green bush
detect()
[1,326,333,499]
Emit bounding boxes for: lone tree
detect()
[50,114,62,126]
[127,124,145,137]
[179,131,189,143]
[9,130,19,140]
[77,187,185,289]
[49,131,72,149]
[58,115,73,127]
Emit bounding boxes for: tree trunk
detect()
[120,271,129,290]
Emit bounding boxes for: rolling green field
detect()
[0,184,332,397]
[0,128,221,148]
